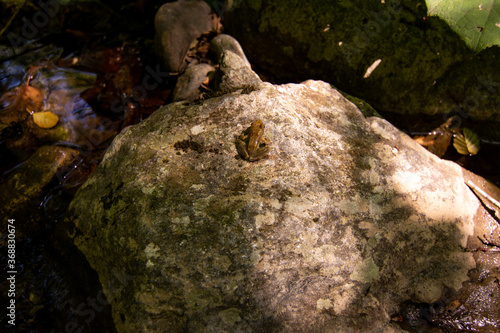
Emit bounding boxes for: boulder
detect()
[66,60,483,332]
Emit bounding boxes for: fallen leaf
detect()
[1,85,43,115]
[211,13,223,34]
[184,31,219,69]
[200,77,212,92]
[33,111,60,129]
[453,128,480,155]
[413,116,460,157]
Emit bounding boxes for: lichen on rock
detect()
[67,51,480,332]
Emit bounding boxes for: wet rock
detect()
[67,60,483,332]
[449,279,500,331]
[222,0,500,141]
[154,0,215,72]
[0,145,78,235]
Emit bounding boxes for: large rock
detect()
[222,0,500,140]
[67,62,481,332]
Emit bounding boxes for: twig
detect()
[0,0,27,38]
[466,180,500,210]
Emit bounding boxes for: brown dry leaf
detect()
[444,300,461,313]
[428,132,453,157]
[32,111,60,129]
[211,13,223,34]
[200,76,212,92]
[413,116,460,157]
[0,64,43,122]
[197,39,211,58]
[184,31,220,69]
[413,132,452,157]
[1,85,44,115]
[390,314,404,322]
[24,86,44,109]
[413,135,435,147]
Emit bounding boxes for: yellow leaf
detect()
[453,133,469,155]
[33,111,59,129]
[463,128,480,155]
[453,128,480,155]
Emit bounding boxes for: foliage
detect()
[453,128,480,155]
[426,0,500,52]
[32,111,59,129]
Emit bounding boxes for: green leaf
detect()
[426,0,500,52]
[453,128,481,155]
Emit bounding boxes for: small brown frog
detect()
[235,119,271,161]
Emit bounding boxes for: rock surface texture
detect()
[67,61,480,332]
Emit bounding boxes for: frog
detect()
[235,119,271,161]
